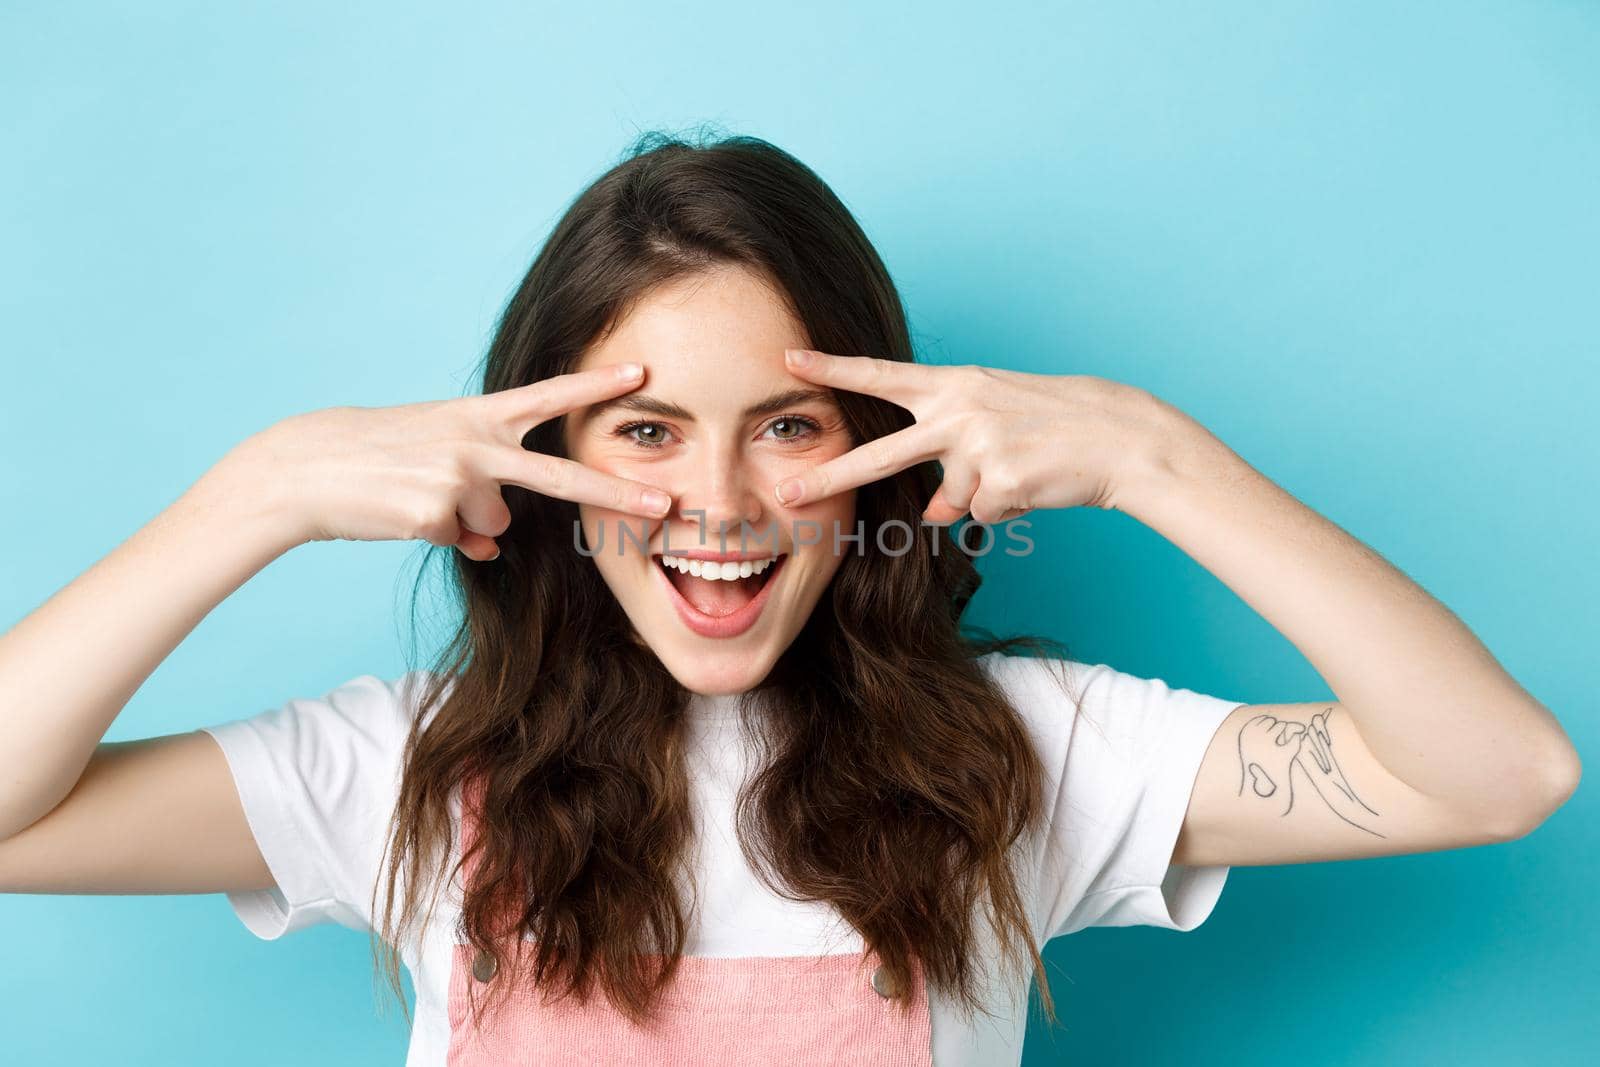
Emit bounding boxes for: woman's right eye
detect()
[614,421,674,448]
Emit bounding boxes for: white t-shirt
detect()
[200,652,1244,1066]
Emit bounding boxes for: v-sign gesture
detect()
[770,348,1188,525]
[772,345,1578,870]
[231,362,674,561]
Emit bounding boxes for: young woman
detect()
[0,133,1580,1066]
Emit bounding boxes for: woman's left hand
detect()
[772,348,1201,524]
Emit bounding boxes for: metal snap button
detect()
[870,964,898,998]
[471,949,498,983]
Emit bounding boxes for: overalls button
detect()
[870,964,898,998]
[471,949,498,983]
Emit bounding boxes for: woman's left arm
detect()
[774,349,1582,866]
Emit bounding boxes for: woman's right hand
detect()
[224,362,671,561]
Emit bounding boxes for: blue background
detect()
[2,2,1595,1063]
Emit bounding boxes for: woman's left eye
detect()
[762,415,823,442]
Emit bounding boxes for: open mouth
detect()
[652,552,788,639]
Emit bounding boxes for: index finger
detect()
[485,447,673,518]
[773,421,945,507]
[482,361,647,429]
[783,348,939,405]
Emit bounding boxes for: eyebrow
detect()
[584,386,839,423]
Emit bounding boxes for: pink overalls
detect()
[445,776,935,1065]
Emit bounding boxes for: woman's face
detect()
[562,263,858,695]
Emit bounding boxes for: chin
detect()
[657,651,779,697]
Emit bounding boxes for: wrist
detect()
[187,437,314,557]
[1110,391,1250,519]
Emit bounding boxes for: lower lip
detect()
[654,556,788,640]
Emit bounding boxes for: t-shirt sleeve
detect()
[981,652,1246,942]
[199,670,435,940]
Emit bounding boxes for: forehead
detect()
[576,263,809,387]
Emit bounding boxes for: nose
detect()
[672,446,765,546]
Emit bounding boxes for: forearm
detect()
[1116,401,1580,823]
[0,449,302,839]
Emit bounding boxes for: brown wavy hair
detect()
[368,127,1073,1033]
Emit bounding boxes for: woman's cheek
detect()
[766,455,856,530]
[573,454,654,556]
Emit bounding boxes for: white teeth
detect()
[659,555,781,581]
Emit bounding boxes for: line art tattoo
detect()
[1235,708,1384,837]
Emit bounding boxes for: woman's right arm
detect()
[0,362,669,896]
[0,444,310,893]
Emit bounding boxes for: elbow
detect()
[1484,737,1582,844]
[1529,731,1583,828]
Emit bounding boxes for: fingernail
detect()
[774,478,803,504]
[618,362,643,379]
[642,490,671,514]
[785,348,812,367]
